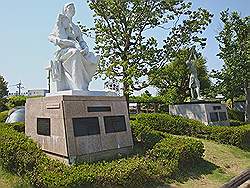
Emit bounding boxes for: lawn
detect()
[0,165,28,188]
[0,138,249,188]
[172,138,250,188]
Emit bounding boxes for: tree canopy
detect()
[150,49,211,104]
[213,10,250,121]
[0,75,8,98]
[87,0,213,104]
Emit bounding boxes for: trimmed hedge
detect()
[131,113,250,149]
[0,123,44,176]
[149,135,204,167]
[6,96,27,109]
[0,98,8,112]
[141,130,165,149]
[0,110,8,122]
[131,122,165,149]
[227,108,245,122]
[1,123,202,187]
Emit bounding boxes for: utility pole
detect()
[10,81,24,96]
[45,63,52,93]
[17,81,22,96]
[48,69,51,93]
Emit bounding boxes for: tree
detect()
[214,10,250,122]
[87,0,213,106]
[0,75,8,98]
[151,49,211,104]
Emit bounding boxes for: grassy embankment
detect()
[172,139,250,188]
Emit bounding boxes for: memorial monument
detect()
[25,3,134,164]
[169,48,229,125]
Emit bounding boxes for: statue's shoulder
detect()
[72,22,81,36]
[56,14,68,21]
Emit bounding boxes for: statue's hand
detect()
[57,39,76,48]
[80,47,88,56]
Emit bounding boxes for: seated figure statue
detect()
[48,3,100,92]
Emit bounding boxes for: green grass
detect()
[172,138,250,188]
[0,165,31,188]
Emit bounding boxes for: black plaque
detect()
[219,112,227,121]
[37,118,51,136]
[210,112,219,122]
[213,106,222,110]
[104,115,127,133]
[87,106,111,112]
[73,117,100,137]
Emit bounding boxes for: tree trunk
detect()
[137,103,141,114]
[231,97,234,109]
[123,81,130,115]
[245,81,250,122]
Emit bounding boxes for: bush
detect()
[0,123,44,176]
[202,124,250,149]
[6,96,27,109]
[0,123,180,187]
[131,121,165,149]
[227,108,245,122]
[0,110,8,122]
[0,98,8,112]
[131,113,250,149]
[9,122,25,132]
[149,135,204,167]
[229,120,243,126]
[141,130,165,149]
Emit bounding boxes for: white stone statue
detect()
[48,3,100,92]
[186,49,202,100]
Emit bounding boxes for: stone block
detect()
[25,95,134,164]
[169,101,229,125]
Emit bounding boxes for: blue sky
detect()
[0,0,249,94]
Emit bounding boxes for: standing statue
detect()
[186,49,202,100]
[48,3,100,92]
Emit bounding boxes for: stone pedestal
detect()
[25,95,133,164]
[46,90,117,97]
[169,101,229,125]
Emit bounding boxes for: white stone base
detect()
[169,102,229,126]
[46,90,117,97]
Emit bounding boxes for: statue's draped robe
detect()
[49,14,98,91]
[186,61,200,89]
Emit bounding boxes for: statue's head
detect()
[63,3,75,19]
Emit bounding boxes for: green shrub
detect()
[227,108,245,122]
[131,121,165,149]
[130,120,152,140]
[131,113,250,149]
[0,123,179,187]
[229,120,243,126]
[0,110,8,122]
[0,123,44,176]
[89,157,176,187]
[141,130,165,149]
[149,135,204,168]
[6,96,27,109]
[0,98,8,112]
[0,119,207,187]
[9,122,25,132]
[202,125,250,149]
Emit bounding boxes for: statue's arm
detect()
[75,26,89,54]
[48,34,76,48]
